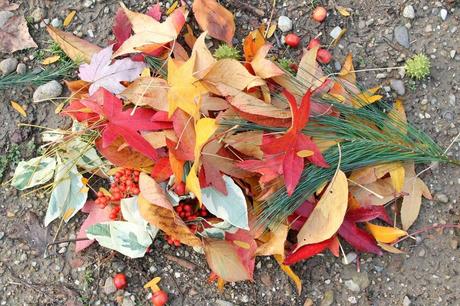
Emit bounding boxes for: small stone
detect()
[403,5,415,19]
[58,247,67,254]
[0,11,14,28]
[33,80,63,102]
[50,18,62,28]
[30,7,46,23]
[435,193,449,203]
[440,8,447,21]
[304,298,314,306]
[16,63,26,75]
[103,277,117,295]
[348,296,357,304]
[87,29,94,38]
[394,26,410,48]
[334,61,342,71]
[342,252,357,265]
[344,279,360,292]
[390,79,405,95]
[376,73,387,79]
[418,248,426,257]
[0,57,18,75]
[450,50,456,59]
[425,24,432,33]
[0,232,4,240]
[122,299,135,306]
[320,290,334,306]
[448,94,456,105]
[215,300,235,306]
[450,239,458,250]
[19,253,27,262]
[149,265,157,273]
[277,16,292,32]
[403,295,411,306]
[83,0,94,8]
[330,26,343,40]
[241,295,249,303]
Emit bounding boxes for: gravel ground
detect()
[0,0,459,305]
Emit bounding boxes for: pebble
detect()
[418,248,426,257]
[403,5,415,19]
[0,11,14,28]
[448,94,456,105]
[122,299,135,306]
[58,247,67,254]
[394,26,410,48]
[425,24,432,33]
[348,296,357,304]
[103,277,117,295]
[30,7,46,23]
[33,80,63,102]
[344,279,361,292]
[215,300,235,306]
[450,239,458,250]
[342,252,357,265]
[83,0,94,8]
[149,265,157,273]
[435,193,449,203]
[330,26,343,40]
[50,18,62,28]
[277,16,292,32]
[403,295,412,306]
[0,232,4,240]
[390,79,406,95]
[440,8,447,21]
[19,253,27,262]
[320,290,334,306]
[450,50,456,59]
[0,57,18,75]
[241,295,249,303]
[376,73,387,79]
[16,63,26,75]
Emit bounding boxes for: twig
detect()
[47,237,90,248]
[164,254,197,270]
[226,0,265,17]
[393,223,460,245]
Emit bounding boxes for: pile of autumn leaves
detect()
[20,1,433,291]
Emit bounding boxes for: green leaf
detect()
[12,156,56,190]
[86,221,152,258]
[44,159,88,226]
[201,175,249,230]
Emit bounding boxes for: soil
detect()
[1,0,460,305]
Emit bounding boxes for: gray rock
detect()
[0,57,18,75]
[320,290,334,306]
[50,18,62,28]
[418,248,426,257]
[425,24,432,32]
[103,277,117,295]
[241,295,249,303]
[344,279,361,292]
[390,79,406,95]
[403,295,412,306]
[376,73,387,79]
[448,94,456,105]
[215,300,235,306]
[0,11,14,28]
[33,80,63,102]
[394,26,410,48]
[342,252,357,265]
[403,5,415,19]
[83,0,94,8]
[435,193,449,203]
[440,8,447,21]
[278,16,292,32]
[30,7,46,23]
[16,63,26,75]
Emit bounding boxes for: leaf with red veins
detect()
[80,88,172,160]
[338,219,382,255]
[112,8,132,51]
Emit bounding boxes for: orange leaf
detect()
[192,0,235,45]
[365,223,407,243]
[274,254,302,294]
[96,136,154,169]
[243,27,265,61]
[184,24,197,48]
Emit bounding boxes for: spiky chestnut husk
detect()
[405,54,431,80]
[213,45,241,60]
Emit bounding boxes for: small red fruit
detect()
[175,182,186,196]
[113,273,127,289]
[285,33,301,48]
[316,49,332,64]
[312,6,327,22]
[151,290,168,306]
[307,38,321,50]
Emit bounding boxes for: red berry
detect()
[132,187,140,195]
[97,191,104,198]
[112,192,122,201]
[312,6,327,22]
[115,172,122,178]
[119,184,126,192]
[109,213,117,220]
[307,38,321,50]
[133,170,140,176]
[316,48,332,64]
[184,204,192,213]
[200,210,207,217]
[151,290,168,306]
[111,186,119,193]
[185,212,191,217]
[124,169,132,176]
[175,182,186,196]
[100,197,107,204]
[176,205,183,213]
[126,179,133,186]
[285,33,301,48]
[113,273,127,290]
[179,212,185,218]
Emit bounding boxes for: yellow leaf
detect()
[99,187,112,196]
[63,208,75,221]
[336,6,351,17]
[256,224,288,257]
[55,102,65,114]
[42,55,60,65]
[168,54,208,119]
[233,240,250,249]
[140,67,151,77]
[389,164,405,193]
[274,255,302,294]
[366,223,407,243]
[144,276,161,289]
[296,170,348,247]
[378,242,405,254]
[166,1,178,15]
[10,101,27,117]
[63,10,76,27]
[266,23,277,38]
[296,150,314,157]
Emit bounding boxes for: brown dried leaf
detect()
[192,0,235,45]
[0,0,18,10]
[120,77,169,111]
[0,15,37,53]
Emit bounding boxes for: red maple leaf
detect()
[80,88,172,160]
[112,8,132,51]
[261,89,328,195]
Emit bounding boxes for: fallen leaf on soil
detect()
[192,0,235,45]
[0,15,37,53]
[42,55,61,65]
[10,100,26,117]
[274,254,302,294]
[365,223,407,243]
[256,224,288,257]
[47,26,101,63]
[63,10,76,27]
[120,77,169,111]
[296,170,348,248]
[251,44,284,79]
[243,26,265,61]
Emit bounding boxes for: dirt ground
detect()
[1,0,459,305]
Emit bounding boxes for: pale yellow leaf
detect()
[336,6,351,17]
[378,242,405,254]
[296,150,314,157]
[389,164,405,193]
[256,224,288,257]
[166,1,178,15]
[266,23,277,38]
[144,276,161,289]
[10,101,26,117]
[63,10,76,27]
[42,55,60,65]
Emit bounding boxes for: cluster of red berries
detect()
[174,202,208,221]
[94,168,141,220]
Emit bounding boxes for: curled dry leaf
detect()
[191,32,216,79]
[192,0,235,45]
[0,15,37,53]
[251,44,284,79]
[96,136,154,169]
[256,224,289,257]
[400,173,432,230]
[138,173,202,246]
[296,170,348,249]
[47,26,101,63]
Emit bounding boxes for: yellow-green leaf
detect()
[42,55,60,65]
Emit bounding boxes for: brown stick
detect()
[47,237,90,248]
[226,0,265,17]
[164,254,197,270]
